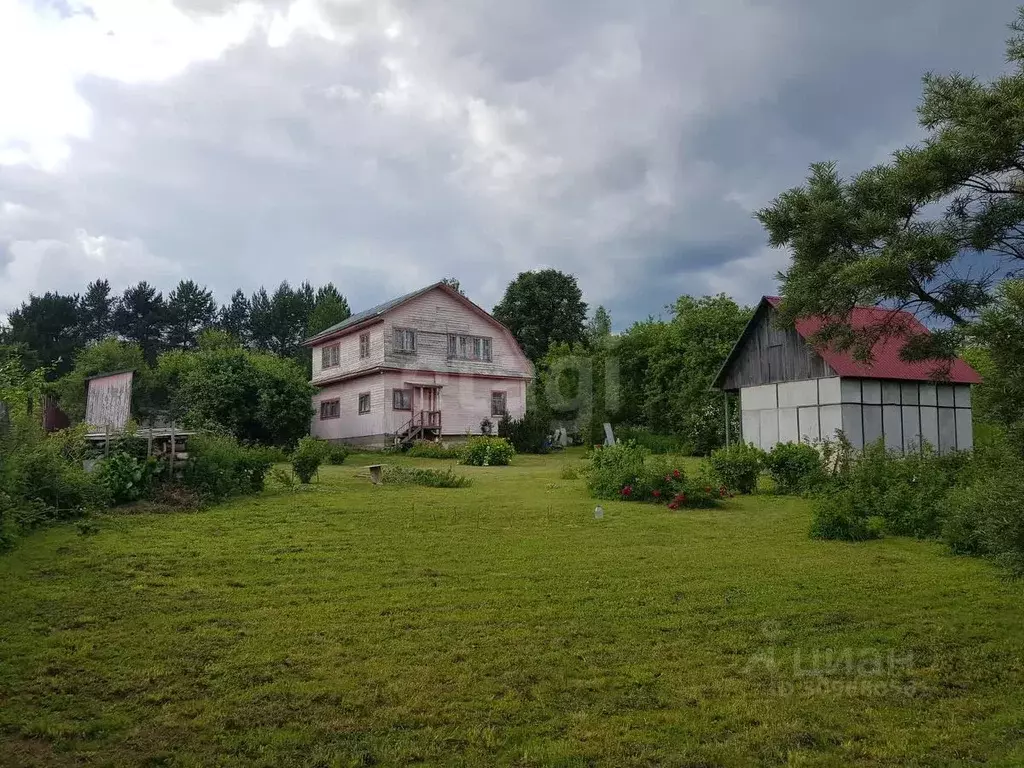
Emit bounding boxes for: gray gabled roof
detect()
[304,282,444,344]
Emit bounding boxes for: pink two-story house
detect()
[304,282,533,446]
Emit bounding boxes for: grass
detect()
[2,449,1024,766]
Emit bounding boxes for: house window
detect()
[491,391,507,417]
[319,399,340,420]
[392,388,412,411]
[358,393,371,414]
[321,344,340,369]
[393,328,416,353]
[359,333,371,359]
[448,334,493,362]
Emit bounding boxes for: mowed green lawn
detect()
[2,451,1024,767]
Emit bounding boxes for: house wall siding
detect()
[382,288,531,378]
[310,322,385,386]
[739,377,974,454]
[720,305,834,390]
[310,371,527,443]
[308,287,531,443]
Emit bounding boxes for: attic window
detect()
[448,334,492,362]
[393,328,416,353]
[321,344,340,369]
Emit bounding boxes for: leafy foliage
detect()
[97,452,157,505]
[157,346,314,447]
[381,465,472,488]
[292,436,329,484]
[942,442,1024,574]
[763,442,824,494]
[183,434,274,500]
[406,441,463,460]
[810,441,971,541]
[461,437,515,466]
[497,411,550,454]
[493,269,588,362]
[615,427,687,455]
[709,443,764,495]
[56,339,154,423]
[586,441,649,499]
[326,444,350,465]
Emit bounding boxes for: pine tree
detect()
[112,282,167,364]
[307,283,351,336]
[219,289,251,345]
[166,279,217,350]
[79,279,115,346]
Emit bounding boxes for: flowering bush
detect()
[597,455,726,509]
[461,436,515,466]
[586,441,649,498]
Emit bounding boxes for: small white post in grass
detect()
[594,505,604,520]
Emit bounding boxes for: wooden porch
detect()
[395,409,443,445]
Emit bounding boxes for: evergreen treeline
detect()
[0,279,352,377]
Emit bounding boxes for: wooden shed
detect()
[713,297,982,454]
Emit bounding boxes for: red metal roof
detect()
[764,296,982,384]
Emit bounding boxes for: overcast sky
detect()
[0,0,1019,328]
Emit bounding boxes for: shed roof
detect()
[714,296,982,387]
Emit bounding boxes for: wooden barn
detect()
[713,297,982,454]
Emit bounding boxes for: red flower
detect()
[677,494,686,504]
[653,490,662,498]
[672,469,681,479]
[621,485,632,496]
[668,502,679,510]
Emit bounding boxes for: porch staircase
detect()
[394,410,442,446]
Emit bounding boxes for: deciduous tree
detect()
[493,269,588,362]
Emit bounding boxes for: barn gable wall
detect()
[720,305,834,390]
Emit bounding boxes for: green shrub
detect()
[607,457,726,508]
[184,434,273,500]
[407,441,464,460]
[382,465,472,488]
[709,443,764,494]
[763,442,824,494]
[97,452,157,505]
[498,412,550,454]
[292,436,329,483]
[462,437,515,466]
[5,425,107,515]
[809,441,971,541]
[615,427,688,455]
[586,441,649,499]
[559,463,580,480]
[810,488,885,541]
[941,445,1024,573]
[326,444,349,465]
